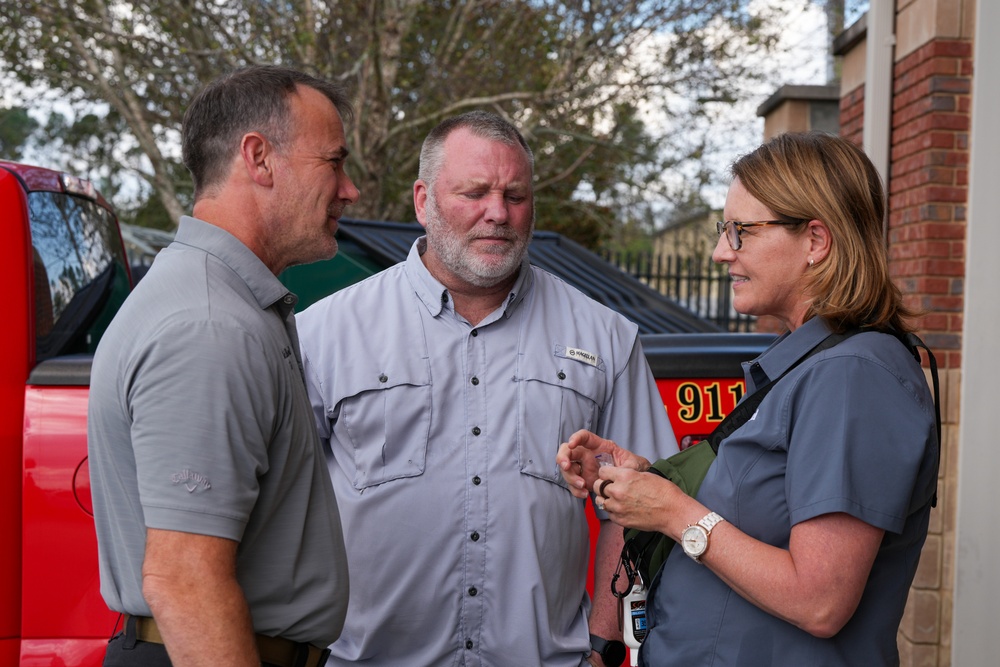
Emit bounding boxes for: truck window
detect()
[29,191,130,362]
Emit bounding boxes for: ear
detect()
[239,132,274,187]
[805,219,831,265]
[413,179,430,229]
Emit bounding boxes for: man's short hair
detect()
[418,111,534,190]
[182,65,353,198]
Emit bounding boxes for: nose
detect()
[340,171,360,205]
[483,193,510,225]
[711,230,734,264]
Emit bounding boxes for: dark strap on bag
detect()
[704,330,854,454]
[898,332,941,507]
[708,328,940,458]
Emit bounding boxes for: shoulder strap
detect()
[895,332,942,507]
[706,331,854,453]
[898,332,941,448]
[708,327,942,507]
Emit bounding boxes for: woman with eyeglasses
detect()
[557,132,939,666]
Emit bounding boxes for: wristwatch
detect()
[589,634,626,667]
[681,511,726,563]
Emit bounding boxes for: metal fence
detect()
[601,251,756,332]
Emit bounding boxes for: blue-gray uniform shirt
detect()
[640,316,938,666]
[88,216,349,646]
[297,237,677,666]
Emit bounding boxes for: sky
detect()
[693,0,850,210]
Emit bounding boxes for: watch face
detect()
[603,640,626,667]
[682,525,708,558]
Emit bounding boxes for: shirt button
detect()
[378,374,388,383]
[472,476,481,485]
[283,295,294,305]
[470,531,480,541]
[558,371,566,380]
[471,329,478,337]
[465,640,474,650]
[471,376,479,385]
[468,587,478,596]
[472,426,481,436]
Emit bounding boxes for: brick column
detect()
[888,37,972,667]
[839,84,865,147]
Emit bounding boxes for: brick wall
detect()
[888,36,972,667]
[839,84,865,147]
[889,39,971,369]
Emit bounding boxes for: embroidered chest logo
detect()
[171,469,212,493]
[566,346,599,367]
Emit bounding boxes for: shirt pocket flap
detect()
[515,345,605,484]
[331,354,432,490]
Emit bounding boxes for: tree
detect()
[1,0,781,248]
[0,106,39,161]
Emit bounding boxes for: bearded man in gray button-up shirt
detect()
[298,111,677,666]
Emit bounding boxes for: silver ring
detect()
[597,479,613,498]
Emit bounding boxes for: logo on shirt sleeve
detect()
[171,469,212,493]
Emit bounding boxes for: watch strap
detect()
[589,634,626,667]
[698,511,725,533]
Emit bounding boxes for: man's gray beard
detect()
[423,194,533,288]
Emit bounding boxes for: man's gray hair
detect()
[418,111,534,190]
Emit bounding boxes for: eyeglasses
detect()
[715,219,806,251]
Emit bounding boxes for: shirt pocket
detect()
[332,355,432,490]
[515,346,605,487]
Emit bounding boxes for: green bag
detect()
[621,439,717,585]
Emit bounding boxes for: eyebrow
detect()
[328,146,349,161]
[461,178,529,191]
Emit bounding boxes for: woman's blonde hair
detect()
[731,132,916,333]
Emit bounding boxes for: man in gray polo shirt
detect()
[88,65,359,667]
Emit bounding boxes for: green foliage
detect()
[0,0,780,248]
[0,107,39,160]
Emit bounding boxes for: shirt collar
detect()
[742,316,832,391]
[404,236,532,320]
[175,216,296,314]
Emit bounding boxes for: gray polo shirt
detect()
[297,237,678,666]
[640,316,938,666]
[88,216,348,646]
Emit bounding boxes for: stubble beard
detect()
[423,193,533,288]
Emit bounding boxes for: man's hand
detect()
[557,429,650,499]
[587,652,608,667]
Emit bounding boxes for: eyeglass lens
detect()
[716,221,741,250]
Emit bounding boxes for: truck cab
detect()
[1,161,130,665]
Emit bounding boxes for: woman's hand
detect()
[557,429,650,499]
[593,465,691,534]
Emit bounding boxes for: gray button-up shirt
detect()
[298,238,676,666]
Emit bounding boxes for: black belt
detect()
[124,614,330,667]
